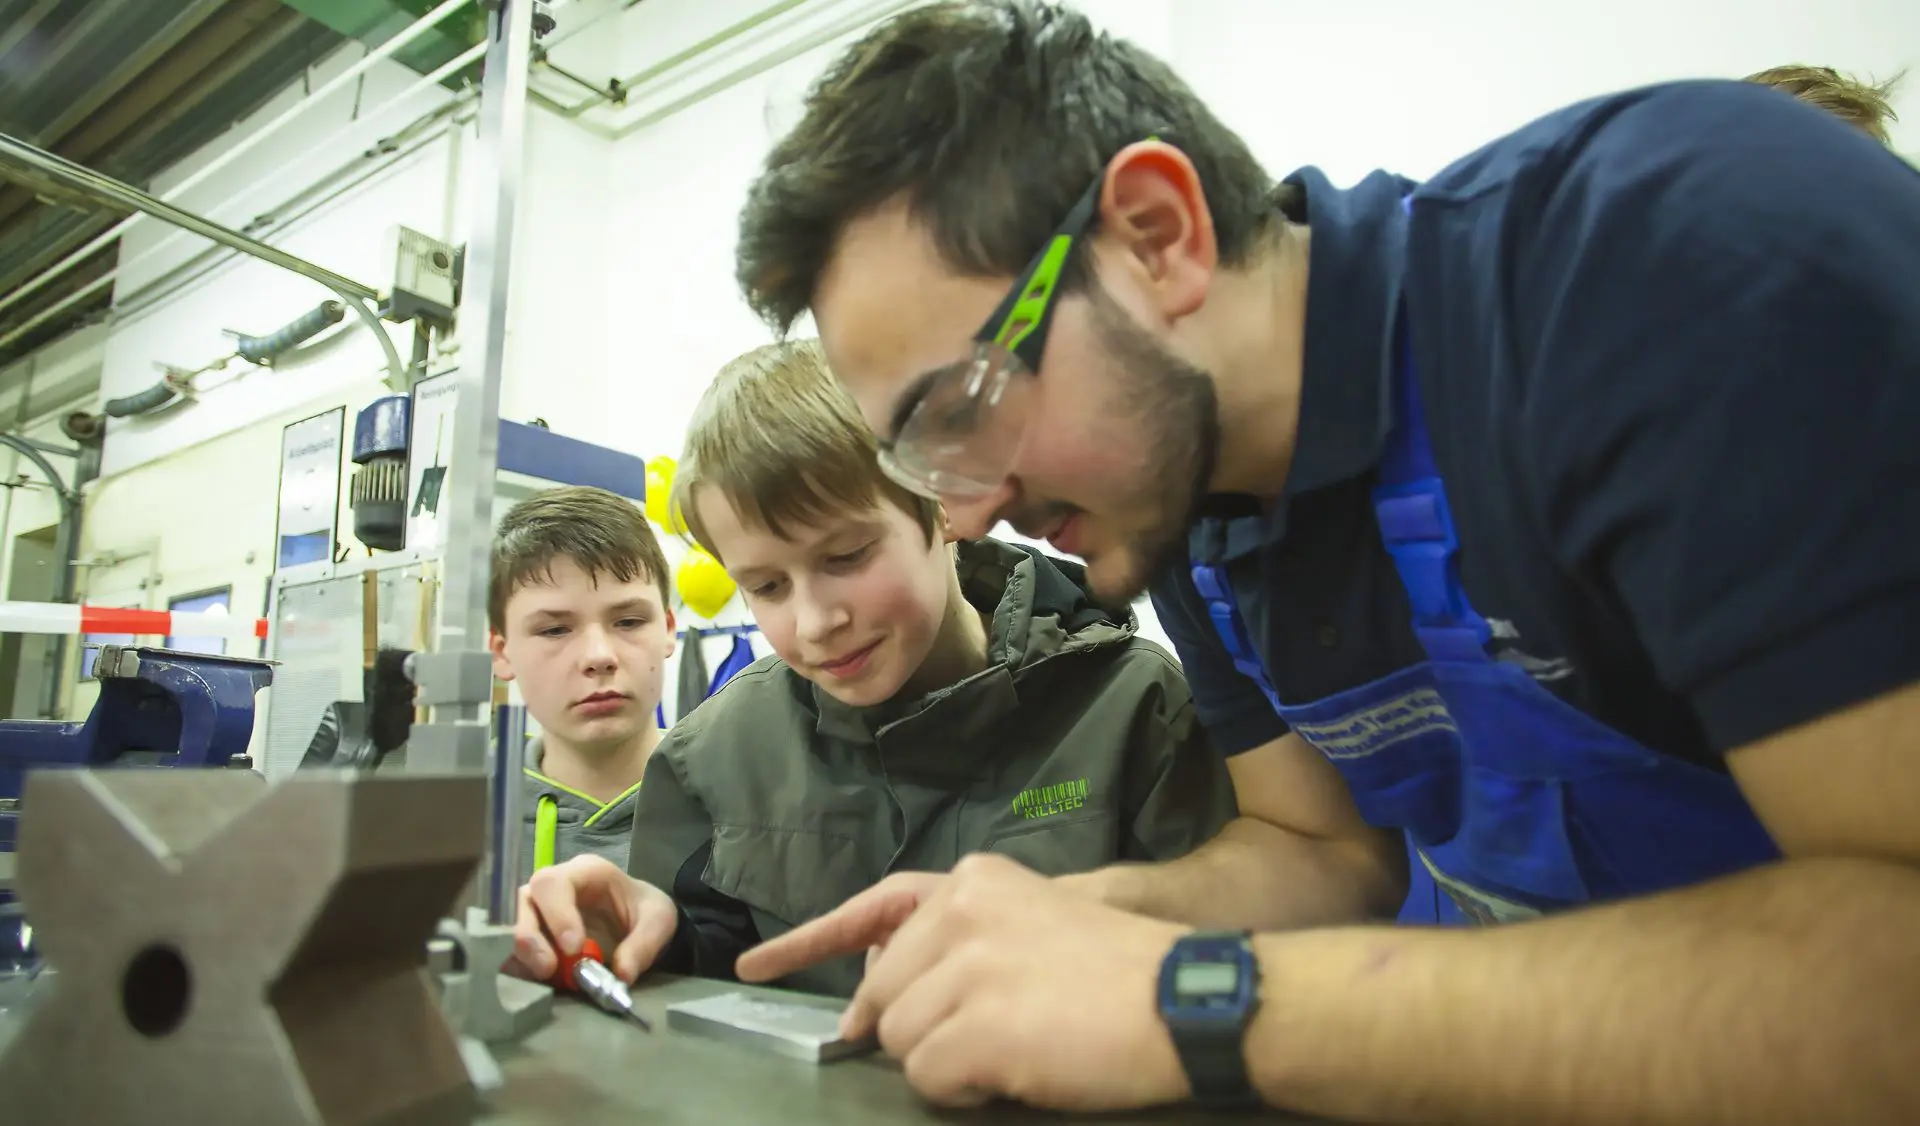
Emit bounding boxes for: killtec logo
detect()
[1012,778,1089,820]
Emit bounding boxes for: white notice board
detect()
[276,406,345,569]
[406,370,459,552]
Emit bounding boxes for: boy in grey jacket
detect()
[508,341,1234,997]
[489,486,675,883]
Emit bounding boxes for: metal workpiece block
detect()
[408,721,493,772]
[0,770,488,1126]
[437,907,554,1043]
[406,649,497,707]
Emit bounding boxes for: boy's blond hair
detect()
[675,339,940,560]
[1746,64,1904,145]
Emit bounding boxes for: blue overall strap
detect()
[1372,297,1493,665]
[1190,562,1284,712]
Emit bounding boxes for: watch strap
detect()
[1171,1019,1258,1107]
[1161,930,1261,1110]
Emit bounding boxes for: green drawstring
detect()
[533,794,558,872]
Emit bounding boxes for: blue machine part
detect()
[350,395,414,550]
[498,420,648,500]
[0,646,273,854]
[351,394,412,465]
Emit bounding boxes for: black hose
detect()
[235,299,346,365]
[102,380,179,418]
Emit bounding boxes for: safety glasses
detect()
[875,168,1106,502]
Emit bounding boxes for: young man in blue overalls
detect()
[717,2,1920,1121]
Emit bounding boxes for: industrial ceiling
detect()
[0,0,484,370]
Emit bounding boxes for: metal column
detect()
[405,0,537,927]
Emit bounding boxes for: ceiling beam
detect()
[0,0,302,232]
[31,0,234,148]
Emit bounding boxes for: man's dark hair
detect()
[489,485,671,634]
[736,0,1277,334]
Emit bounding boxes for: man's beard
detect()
[1086,282,1221,602]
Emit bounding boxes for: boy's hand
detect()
[505,854,679,983]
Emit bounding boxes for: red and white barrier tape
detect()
[0,600,269,640]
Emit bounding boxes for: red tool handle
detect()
[553,937,605,992]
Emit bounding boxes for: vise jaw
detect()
[0,645,274,852]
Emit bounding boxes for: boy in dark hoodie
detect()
[489,486,676,884]
[508,339,1234,997]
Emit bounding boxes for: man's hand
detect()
[775,853,1194,1111]
[733,870,946,982]
[505,855,680,984]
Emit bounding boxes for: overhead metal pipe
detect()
[0,42,485,356]
[537,0,809,118]
[0,133,411,386]
[0,0,476,321]
[0,434,78,459]
[610,0,922,140]
[0,134,379,302]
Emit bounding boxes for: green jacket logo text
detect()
[1012,778,1089,820]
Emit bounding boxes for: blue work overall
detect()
[1191,306,1781,925]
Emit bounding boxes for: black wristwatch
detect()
[1156,930,1261,1108]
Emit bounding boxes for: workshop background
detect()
[0,0,1912,759]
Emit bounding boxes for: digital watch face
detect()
[1175,961,1240,999]
[1162,935,1253,1018]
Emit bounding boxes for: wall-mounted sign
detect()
[275,406,345,569]
[406,370,459,552]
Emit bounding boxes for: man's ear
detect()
[937,504,961,546]
[663,606,678,658]
[488,630,515,681]
[1098,140,1217,322]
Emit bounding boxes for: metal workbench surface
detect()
[479,974,1331,1125]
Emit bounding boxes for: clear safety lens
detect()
[880,342,1034,502]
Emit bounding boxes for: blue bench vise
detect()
[0,645,272,976]
[0,645,274,856]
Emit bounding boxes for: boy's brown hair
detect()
[1746,64,1904,145]
[674,339,941,560]
[489,485,671,634]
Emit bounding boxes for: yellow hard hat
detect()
[675,546,736,620]
[644,454,687,533]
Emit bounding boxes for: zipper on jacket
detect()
[533,794,559,872]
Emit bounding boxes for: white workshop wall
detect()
[1176,0,1917,186]
[498,102,615,434]
[45,40,474,718]
[64,379,391,722]
[99,44,473,480]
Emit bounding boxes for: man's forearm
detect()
[1066,816,1407,929]
[1246,856,1920,1125]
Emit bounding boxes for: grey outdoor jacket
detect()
[628,537,1235,997]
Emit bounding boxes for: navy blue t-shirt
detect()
[1151,79,1920,770]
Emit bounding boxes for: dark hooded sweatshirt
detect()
[628,537,1236,997]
